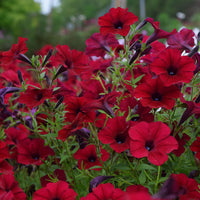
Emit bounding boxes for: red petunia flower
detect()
[0,160,13,175]
[85,32,119,57]
[149,48,196,86]
[178,96,200,126]
[57,119,83,141]
[0,174,26,200]
[98,116,130,153]
[167,28,195,51]
[0,140,10,161]
[5,126,28,146]
[190,137,200,160]
[134,77,181,109]
[40,169,67,187]
[126,184,156,200]
[88,58,113,74]
[170,173,200,200]
[144,17,176,45]
[173,133,190,157]
[18,87,53,109]
[33,181,77,200]
[118,96,154,123]
[36,44,54,56]
[80,183,126,200]
[129,121,178,166]
[54,44,89,75]
[74,144,109,171]
[98,7,138,36]
[155,173,200,200]
[17,138,55,165]
[1,37,28,64]
[64,96,98,124]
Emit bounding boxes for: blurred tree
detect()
[59,0,109,22]
[127,0,196,20]
[0,0,40,36]
[0,0,42,52]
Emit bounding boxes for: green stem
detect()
[144,170,152,181]
[123,152,139,182]
[154,165,161,193]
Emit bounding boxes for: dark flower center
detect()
[65,59,72,68]
[114,21,123,29]
[88,156,96,162]
[5,188,10,193]
[115,134,126,144]
[131,116,140,121]
[145,140,154,151]
[32,153,40,160]
[36,93,43,101]
[152,93,162,101]
[167,66,177,76]
[52,198,60,200]
[76,107,81,114]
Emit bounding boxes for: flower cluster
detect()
[0,7,199,200]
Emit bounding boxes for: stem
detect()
[118,177,133,185]
[154,165,161,193]
[123,152,139,182]
[144,170,152,181]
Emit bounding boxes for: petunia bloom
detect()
[167,28,195,52]
[149,47,196,86]
[74,144,109,171]
[144,18,176,45]
[98,7,138,36]
[54,44,89,75]
[33,181,77,200]
[0,160,13,175]
[0,141,10,162]
[85,32,119,57]
[18,87,53,109]
[63,96,98,124]
[40,169,67,187]
[190,137,200,160]
[125,185,156,200]
[98,116,130,153]
[129,121,178,166]
[154,173,200,200]
[172,133,190,157]
[0,174,26,200]
[80,183,126,200]
[134,77,181,109]
[1,37,28,64]
[118,96,154,123]
[17,138,55,165]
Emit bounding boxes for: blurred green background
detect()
[0,0,199,55]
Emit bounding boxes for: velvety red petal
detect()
[156,136,178,153]
[148,151,168,166]
[130,141,148,158]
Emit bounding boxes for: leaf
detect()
[157,176,169,184]
[132,74,144,85]
[138,163,156,171]
[112,163,130,171]
[40,71,46,79]
[139,170,146,184]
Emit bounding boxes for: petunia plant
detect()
[0,6,200,200]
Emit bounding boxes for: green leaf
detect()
[112,163,130,171]
[138,163,157,171]
[40,71,46,79]
[157,176,169,184]
[132,74,144,85]
[139,171,146,184]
